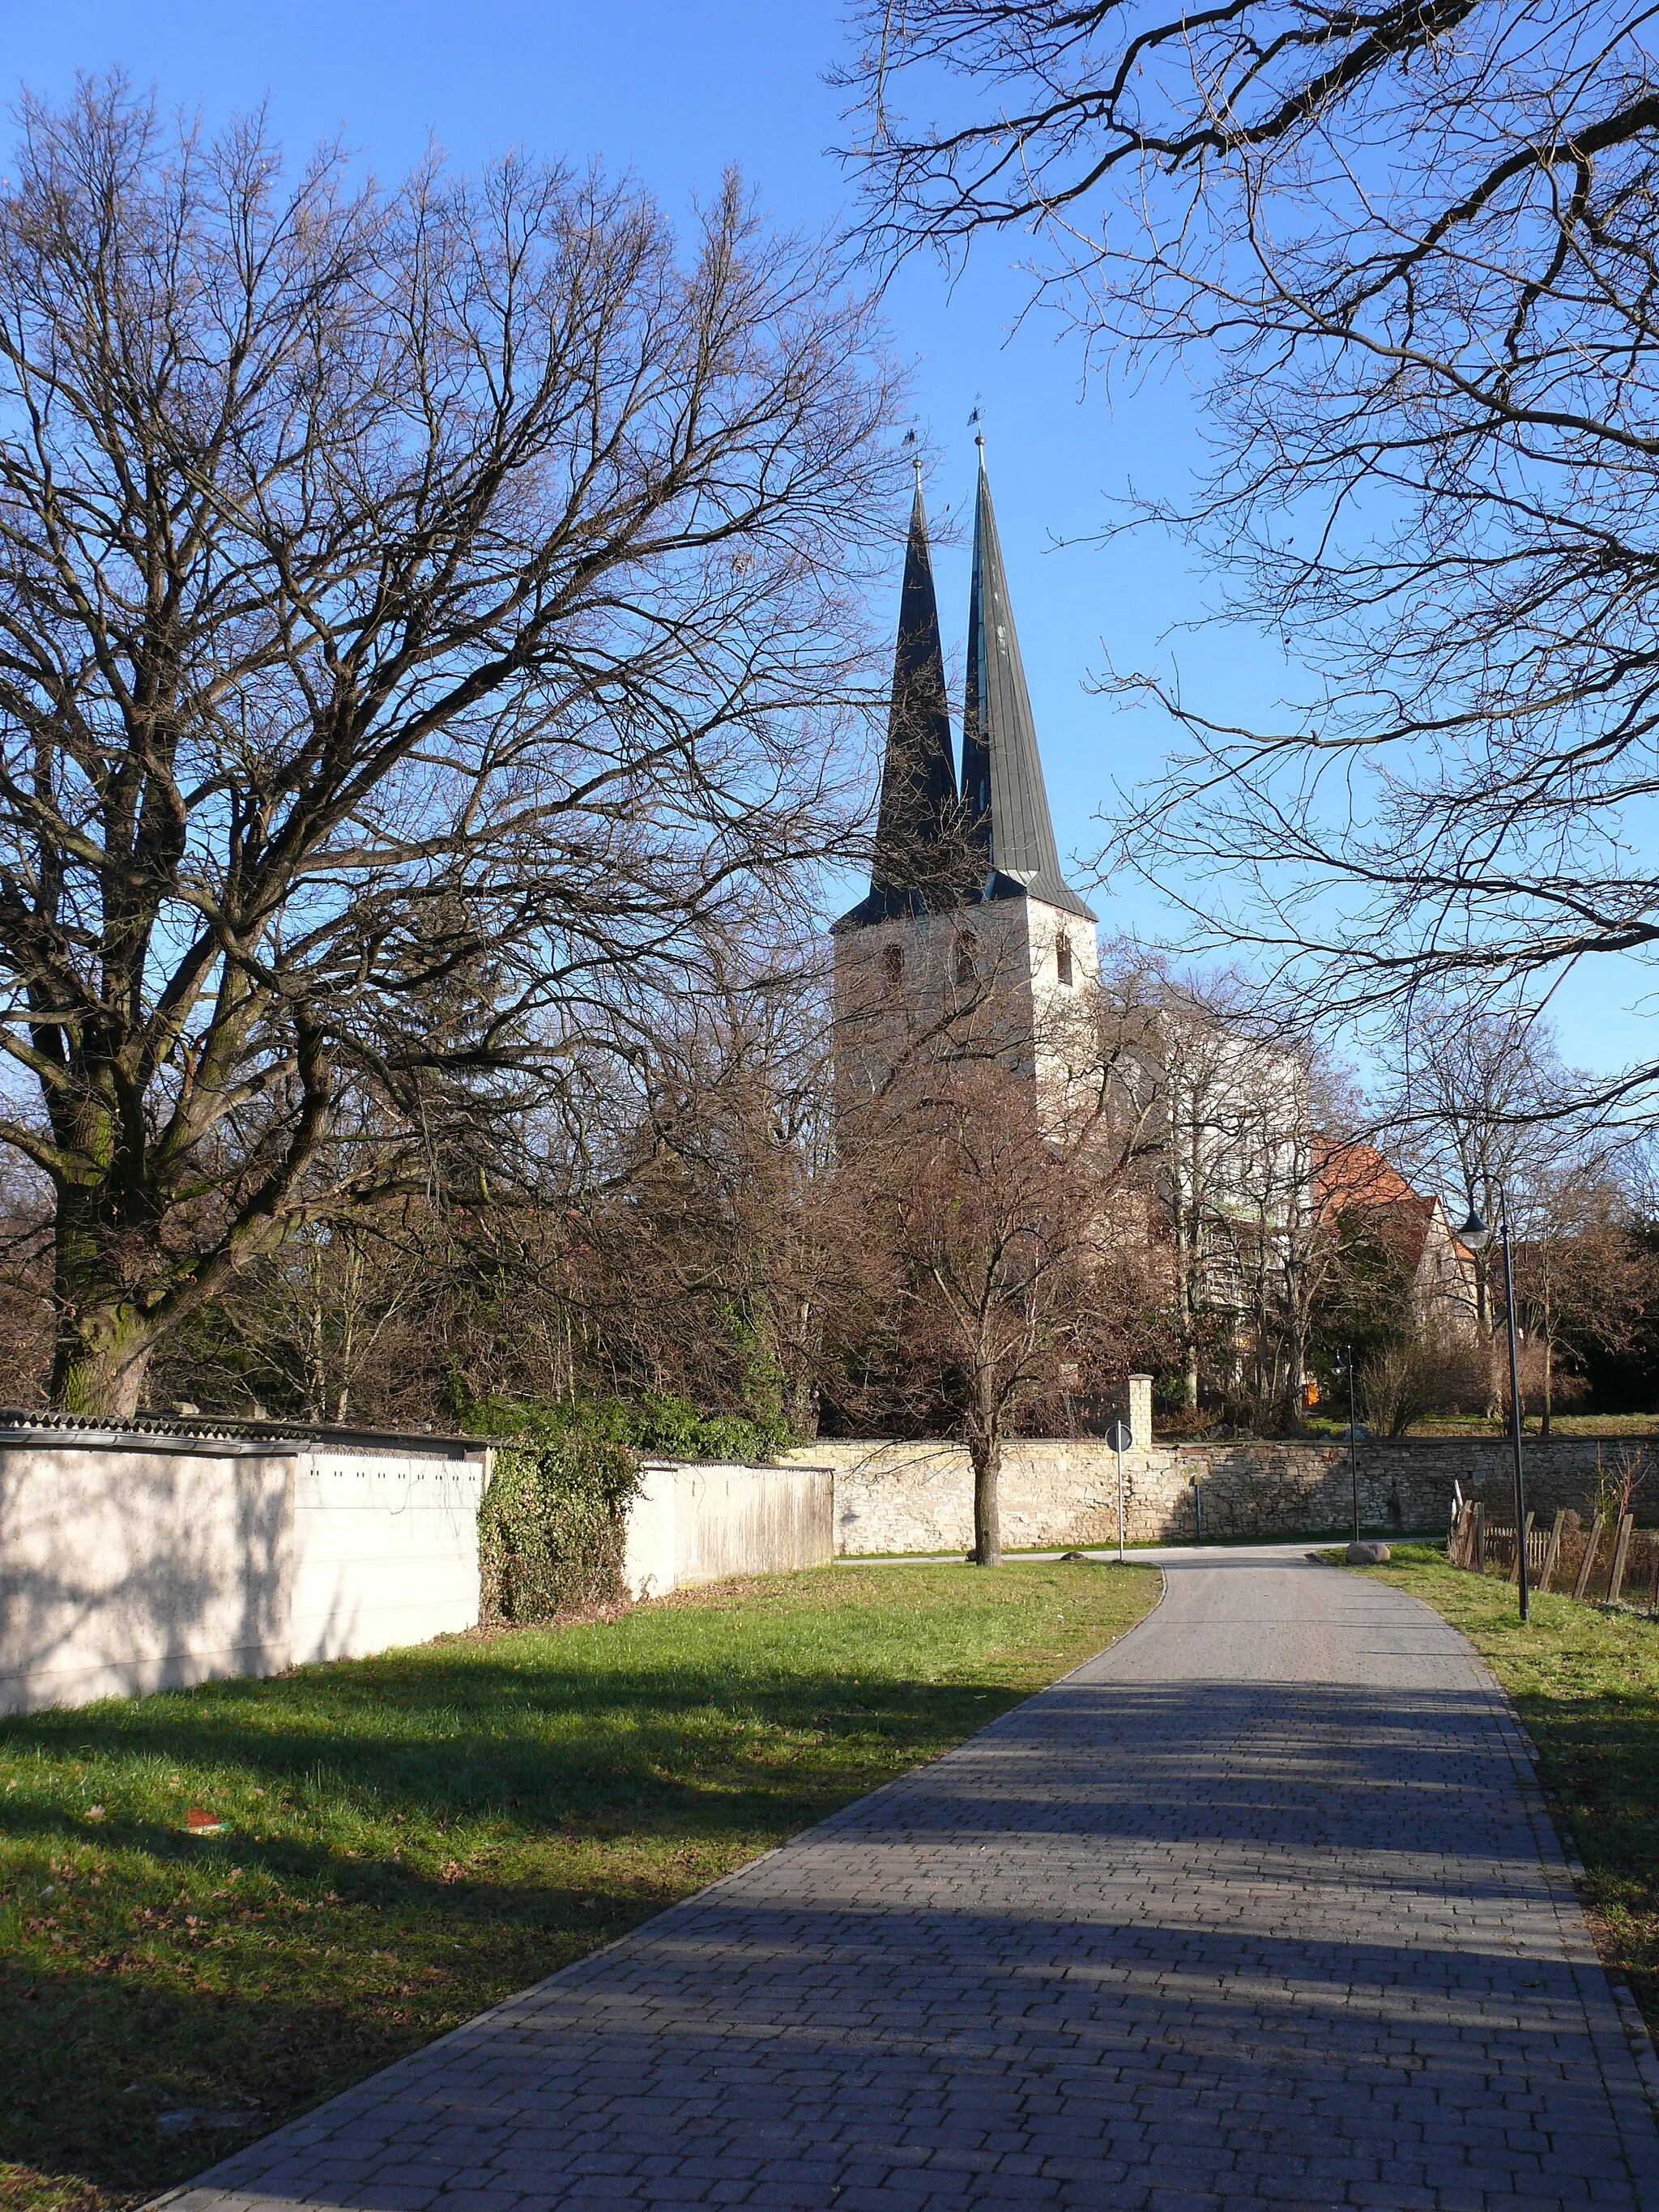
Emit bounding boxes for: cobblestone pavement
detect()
[164,1547,1659,2210]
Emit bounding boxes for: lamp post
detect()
[1346,1342,1359,1545]
[1456,1187,1530,1623]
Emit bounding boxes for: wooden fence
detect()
[1448,1498,1659,1611]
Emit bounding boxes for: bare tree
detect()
[840,978,1159,1562]
[0,80,902,1413]
[841,4,1659,1118]
[565,944,869,1435]
[1357,1330,1486,1440]
[849,1067,1108,1563]
[1511,1170,1657,1431]
[1380,996,1584,1337]
[1116,959,1325,1419]
[1368,992,1653,1426]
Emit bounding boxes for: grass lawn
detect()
[0,1558,1158,2212]
[1343,1545,1659,2047]
[1406,1412,1659,1438]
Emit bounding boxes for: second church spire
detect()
[962,437,1095,922]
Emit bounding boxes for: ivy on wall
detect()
[469,1390,786,1625]
[478,1431,642,1626]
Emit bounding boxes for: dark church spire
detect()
[961,437,1096,922]
[836,462,961,929]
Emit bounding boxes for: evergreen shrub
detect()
[478,1430,642,1626]
[467,1389,787,1625]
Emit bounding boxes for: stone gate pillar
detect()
[1128,1374,1153,1455]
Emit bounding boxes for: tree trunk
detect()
[1283,1305,1309,1434]
[1171,1207,1200,1410]
[49,1189,160,1417]
[49,1296,156,1418]
[1181,1338,1200,1412]
[1540,1338,1553,1438]
[968,1429,1002,1566]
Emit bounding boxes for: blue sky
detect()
[4,1,1645,1080]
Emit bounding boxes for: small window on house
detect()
[954,933,977,989]
[1056,934,1074,987]
[882,942,904,989]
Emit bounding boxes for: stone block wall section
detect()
[780,1427,1627,1558]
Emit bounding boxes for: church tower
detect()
[834,440,1100,1117]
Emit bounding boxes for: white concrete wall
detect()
[0,1434,489,1714]
[621,1460,834,1600]
[2,1433,831,1712]
[0,1442,296,1713]
[291,1450,488,1662]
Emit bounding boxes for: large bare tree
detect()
[841,2,1659,1118]
[0,79,901,1413]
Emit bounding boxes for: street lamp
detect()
[1345,1341,1359,1545]
[1456,1187,1530,1623]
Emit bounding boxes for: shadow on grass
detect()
[0,1565,1162,2206]
[0,1864,692,2202]
[0,1662,1015,1830]
[0,1665,1038,2201]
[19,1671,1646,2211]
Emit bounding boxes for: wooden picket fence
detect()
[1448,1498,1659,1612]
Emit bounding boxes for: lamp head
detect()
[1456,1205,1491,1251]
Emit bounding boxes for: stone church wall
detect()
[779,1433,1624,1557]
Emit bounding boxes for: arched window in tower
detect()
[953,932,978,990]
[1056,934,1074,987]
[882,942,904,991]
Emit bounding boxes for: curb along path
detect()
[163,1547,1659,2210]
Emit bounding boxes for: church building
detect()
[834,439,1102,1119]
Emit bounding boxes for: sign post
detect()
[1104,1417,1132,1562]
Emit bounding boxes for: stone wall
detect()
[780,1431,1626,1558]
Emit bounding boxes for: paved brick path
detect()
[165,1548,1659,2210]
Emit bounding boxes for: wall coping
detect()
[639,1458,836,1474]
[0,1409,489,1460]
[800,1433,1615,1454]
